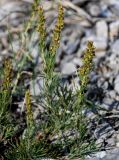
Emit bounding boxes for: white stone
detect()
[88,3,101,16]
[95,51,106,58]
[61,62,76,75]
[95,151,106,158]
[72,57,83,67]
[79,20,92,27]
[96,20,108,40]
[109,21,119,41]
[108,90,116,99]
[116,142,119,147]
[112,39,119,54]
[107,137,116,146]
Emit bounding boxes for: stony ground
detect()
[1,0,119,159]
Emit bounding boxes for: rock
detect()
[116,142,119,147]
[101,97,116,110]
[103,148,119,160]
[106,137,116,147]
[116,132,119,141]
[109,21,119,41]
[109,4,119,16]
[114,75,119,94]
[115,131,119,147]
[84,109,97,119]
[86,148,119,160]
[61,62,76,75]
[86,151,106,160]
[112,39,119,54]
[95,151,107,159]
[79,20,92,27]
[106,54,119,71]
[64,39,80,55]
[96,20,108,40]
[95,138,104,148]
[97,77,108,89]
[94,122,114,139]
[95,51,106,58]
[72,57,83,67]
[0,1,30,23]
[108,90,116,99]
[87,2,101,17]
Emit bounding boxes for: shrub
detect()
[0,0,96,159]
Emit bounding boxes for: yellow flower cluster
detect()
[50,3,64,55]
[79,41,95,87]
[36,5,46,49]
[25,89,33,127]
[32,0,39,11]
[3,58,13,91]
